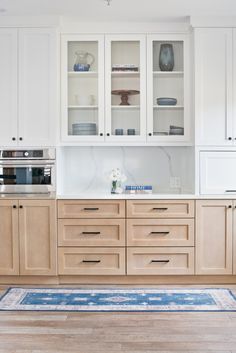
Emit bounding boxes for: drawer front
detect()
[58,247,125,275]
[127,200,194,218]
[58,219,125,247]
[58,200,125,219]
[127,219,194,247]
[127,247,194,275]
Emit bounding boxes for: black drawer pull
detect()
[150,231,170,235]
[151,260,170,263]
[83,207,99,211]
[82,260,101,263]
[225,190,236,193]
[82,232,101,235]
[152,207,168,211]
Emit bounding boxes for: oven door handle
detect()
[0,162,55,167]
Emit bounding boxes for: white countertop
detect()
[56,192,236,200]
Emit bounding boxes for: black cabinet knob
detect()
[19,137,23,141]
[106,133,110,136]
[228,137,232,140]
[12,137,16,141]
[148,133,152,136]
[19,205,23,209]
[228,205,232,209]
[100,133,103,136]
[13,205,17,209]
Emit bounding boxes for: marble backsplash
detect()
[57,146,195,195]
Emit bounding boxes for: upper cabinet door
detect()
[147,34,190,144]
[200,151,236,194]
[61,34,105,142]
[18,28,57,146]
[195,28,233,146]
[0,29,18,147]
[105,34,146,142]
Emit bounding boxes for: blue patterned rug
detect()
[0,288,236,312]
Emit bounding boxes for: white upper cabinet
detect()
[61,34,104,142]
[0,29,18,147]
[0,28,57,148]
[195,28,233,146]
[18,28,57,146]
[147,34,191,143]
[105,34,146,142]
[200,151,236,195]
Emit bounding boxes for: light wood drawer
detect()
[127,200,194,218]
[58,247,125,275]
[58,219,125,247]
[127,247,194,275]
[58,200,125,219]
[127,219,194,247]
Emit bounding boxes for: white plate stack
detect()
[72,122,97,135]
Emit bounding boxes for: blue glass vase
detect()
[159,44,174,71]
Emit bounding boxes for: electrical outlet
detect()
[170,177,181,188]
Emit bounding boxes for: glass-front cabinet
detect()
[105,35,146,142]
[147,34,190,143]
[61,35,104,141]
[61,33,190,144]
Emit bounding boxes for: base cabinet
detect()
[19,200,57,275]
[0,200,19,275]
[196,200,233,275]
[0,199,57,276]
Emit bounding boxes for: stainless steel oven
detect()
[0,149,56,194]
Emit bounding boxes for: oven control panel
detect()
[0,149,55,160]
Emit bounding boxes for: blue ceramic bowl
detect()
[156,97,177,106]
[74,64,90,72]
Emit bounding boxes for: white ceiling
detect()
[0,0,235,21]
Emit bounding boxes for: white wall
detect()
[57,146,195,195]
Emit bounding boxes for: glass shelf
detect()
[68,105,98,109]
[153,71,184,76]
[111,105,140,109]
[111,71,140,78]
[68,71,98,78]
[153,105,184,109]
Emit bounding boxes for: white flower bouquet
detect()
[109,168,127,194]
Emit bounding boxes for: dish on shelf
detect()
[112,89,140,106]
[169,125,184,135]
[72,122,97,136]
[156,97,177,106]
[153,132,169,136]
[112,64,139,72]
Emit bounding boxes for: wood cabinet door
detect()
[233,201,236,274]
[18,28,57,146]
[195,28,233,146]
[196,200,233,275]
[0,200,19,275]
[0,29,18,147]
[19,200,57,275]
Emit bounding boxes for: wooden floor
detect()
[1,285,236,352]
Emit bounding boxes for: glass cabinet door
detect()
[105,35,146,142]
[61,35,104,141]
[147,34,190,143]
